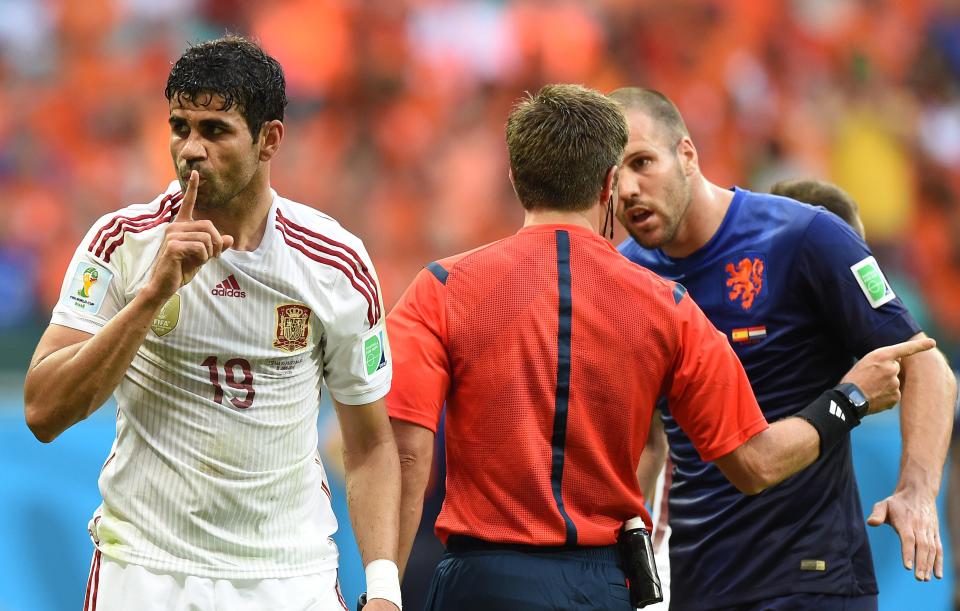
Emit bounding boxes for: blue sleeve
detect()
[793,211,920,357]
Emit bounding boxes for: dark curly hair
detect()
[165,35,287,141]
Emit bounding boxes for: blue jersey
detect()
[620,188,920,610]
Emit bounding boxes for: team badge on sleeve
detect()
[273,303,312,352]
[361,327,388,379]
[65,261,113,314]
[850,256,895,308]
[724,253,766,311]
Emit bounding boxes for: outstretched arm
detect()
[866,333,956,582]
[714,336,936,495]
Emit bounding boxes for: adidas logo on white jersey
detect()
[828,400,845,422]
[211,274,246,298]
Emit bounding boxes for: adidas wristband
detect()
[795,386,863,456]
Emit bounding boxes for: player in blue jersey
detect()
[609,87,957,611]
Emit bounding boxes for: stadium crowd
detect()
[0,0,957,364]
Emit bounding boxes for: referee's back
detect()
[387,222,764,548]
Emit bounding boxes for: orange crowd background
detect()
[1,0,958,359]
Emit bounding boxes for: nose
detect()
[179,133,207,164]
[617,169,640,207]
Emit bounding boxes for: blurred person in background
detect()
[769,178,866,238]
[384,83,929,611]
[612,86,956,611]
[22,35,401,611]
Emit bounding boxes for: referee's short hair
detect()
[506,84,628,212]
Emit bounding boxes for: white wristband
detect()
[365,559,402,609]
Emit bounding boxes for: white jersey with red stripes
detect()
[51,181,391,579]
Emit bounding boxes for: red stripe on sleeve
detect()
[101,203,181,263]
[88,194,173,254]
[276,224,377,327]
[91,193,182,257]
[276,209,381,321]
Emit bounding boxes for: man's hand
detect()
[362,599,399,611]
[867,489,942,581]
[145,170,234,301]
[841,337,936,414]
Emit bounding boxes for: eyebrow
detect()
[167,116,235,131]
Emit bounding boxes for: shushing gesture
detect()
[147,170,234,301]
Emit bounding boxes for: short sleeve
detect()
[321,246,392,406]
[795,211,920,356]
[384,267,450,433]
[667,292,769,462]
[50,219,126,334]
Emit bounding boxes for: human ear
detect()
[258,120,284,161]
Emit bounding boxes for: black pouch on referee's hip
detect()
[617,517,663,608]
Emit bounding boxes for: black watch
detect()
[835,383,869,419]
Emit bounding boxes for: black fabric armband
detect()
[795,388,862,456]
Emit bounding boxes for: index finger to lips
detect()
[174,170,199,222]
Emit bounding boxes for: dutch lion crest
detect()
[724,254,766,311]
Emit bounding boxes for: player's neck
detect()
[661,177,733,259]
[523,206,601,233]
[196,174,273,252]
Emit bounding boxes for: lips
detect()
[623,206,656,230]
[627,208,653,224]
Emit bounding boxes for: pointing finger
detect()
[174,170,199,222]
[877,337,936,361]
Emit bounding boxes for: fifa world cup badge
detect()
[78,267,99,298]
[65,261,113,314]
[151,294,181,337]
[273,304,312,352]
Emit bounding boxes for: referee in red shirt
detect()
[385,84,932,610]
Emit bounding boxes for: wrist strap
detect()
[364,559,402,609]
[795,388,862,457]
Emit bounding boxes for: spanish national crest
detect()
[273,303,312,352]
[724,254,766,311]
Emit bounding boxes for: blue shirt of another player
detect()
[620,187,920,610]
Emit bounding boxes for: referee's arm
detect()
[391,419,436,579]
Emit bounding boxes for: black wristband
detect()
[795,387,862,456]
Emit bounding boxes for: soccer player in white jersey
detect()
[24,35,401,611]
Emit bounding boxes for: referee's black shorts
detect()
[423,536,632,611]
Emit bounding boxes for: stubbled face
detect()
[615,109,692,249]
[168,95,261,210]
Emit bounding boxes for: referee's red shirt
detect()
[386,224,767,547]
